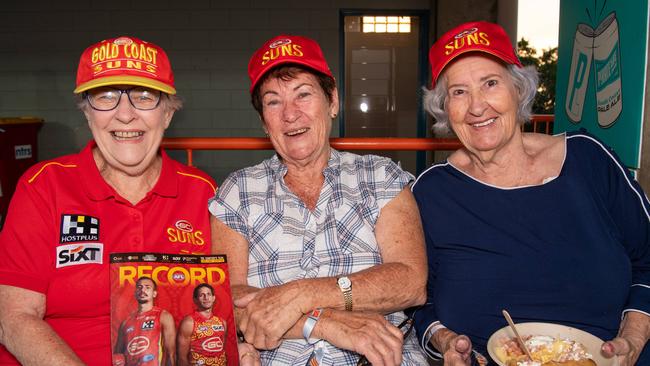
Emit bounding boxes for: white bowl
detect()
[487,322,618,366]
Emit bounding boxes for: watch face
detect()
[338,276,351,289]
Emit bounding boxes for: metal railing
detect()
[162,115,554,166]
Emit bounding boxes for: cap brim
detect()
[432,48,522,87]
[74,75,176,94]
[250,59,334,93]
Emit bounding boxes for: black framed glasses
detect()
[85,86,162,111]
[356,316,414,366]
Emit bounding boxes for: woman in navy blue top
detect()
[412,21,650,366]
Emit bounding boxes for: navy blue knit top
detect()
[411,131,650,363]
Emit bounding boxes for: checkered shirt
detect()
[209,149,427,365]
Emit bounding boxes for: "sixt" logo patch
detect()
[56,243,103,268]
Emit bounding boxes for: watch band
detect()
[342,287,352,311]
[302,308,323,343]
[337,276,353,311]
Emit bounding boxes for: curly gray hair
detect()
[423,63,539,134]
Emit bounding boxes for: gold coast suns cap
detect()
[248,34,333,93]
[74,35,176,94]
[429,21,522,87]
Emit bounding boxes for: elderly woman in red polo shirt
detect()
[0,36,258,366]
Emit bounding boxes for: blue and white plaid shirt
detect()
[209,149,428,365]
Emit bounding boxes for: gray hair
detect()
[423,64,538,135]
[75,92,183,112]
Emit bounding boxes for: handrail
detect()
[162,115,553,166]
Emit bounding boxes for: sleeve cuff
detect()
[421,321,446,360]
[0,270,48,294]
[625,284,650,314]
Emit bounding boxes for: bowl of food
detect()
[487,322,618,366]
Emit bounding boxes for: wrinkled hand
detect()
[238,342,261,366]
[602,336,643,366]
[433,329,472,366]
[317,309,404,366]
[444,335,473,366]
[231,285,260,329]
[235,282,306,350]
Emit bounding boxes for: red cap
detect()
[428,21,522,87]
[247,34,333,93]
[74,36,176,94]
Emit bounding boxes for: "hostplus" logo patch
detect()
[60,214,99,243]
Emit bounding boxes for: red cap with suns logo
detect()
[428,21,522,87]
[74,36,176,94]
[247,34,334,93]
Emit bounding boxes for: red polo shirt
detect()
[0,141,216,365]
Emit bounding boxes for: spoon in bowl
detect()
[502,309,534,362]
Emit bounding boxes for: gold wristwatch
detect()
[337,276,353,311]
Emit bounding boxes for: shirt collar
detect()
[267,149,342,183]
[81,140,177,202]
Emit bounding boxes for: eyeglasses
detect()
[85,87,162,111]
[356,317,414,366]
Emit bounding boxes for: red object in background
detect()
[0,117,43,228]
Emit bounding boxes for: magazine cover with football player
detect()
[110,253,238,366]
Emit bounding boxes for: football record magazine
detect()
[110,253,238,366]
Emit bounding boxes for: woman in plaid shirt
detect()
[209,34,429,366]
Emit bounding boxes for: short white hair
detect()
[423,64,538,135]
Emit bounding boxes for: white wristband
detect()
[302,308,323,344]
[422,321,447,360]
[428,321,447,337]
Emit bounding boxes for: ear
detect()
[83,108,93,128]
[261,118,269,135]
[163,108,175,130]
[329,87,340,118]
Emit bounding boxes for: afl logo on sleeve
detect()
[60,214,100,243]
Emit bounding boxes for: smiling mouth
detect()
[285,128,309,136]
[471,118,496,128]
[112,131,144,140]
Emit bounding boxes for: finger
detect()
[235,291,258,307]
[370,336,401,366]
[385,321,405,340]
[601,341,616,357]
[251,327,270,350]
[364,345,388,366]
[376,323,404,366]
[446,352,472,366]
[249,308,284,343]
[264,334,282,350]
[242,320,260,347]
[453,336,472,358]
[602,337,631,357]
[239,351,258,366]
[238,310,250,337]
[354,332,390,366]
